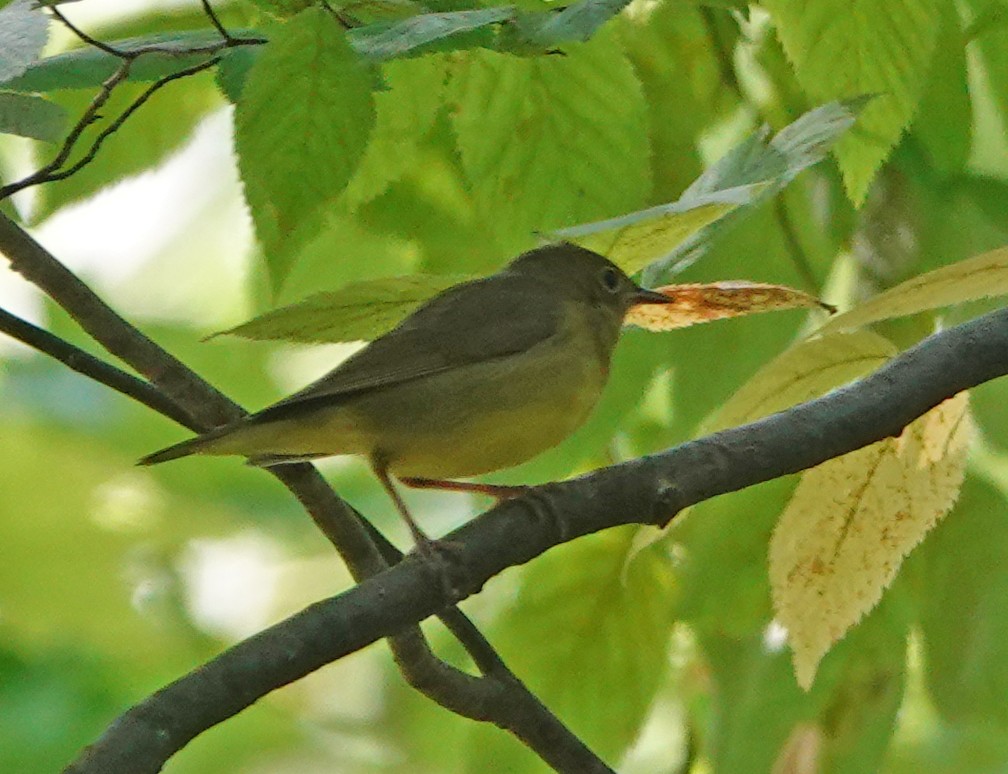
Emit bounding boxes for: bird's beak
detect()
[631,286,675,305]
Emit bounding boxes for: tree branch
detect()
[0,213,610,773]
[0,306,194,426]
[63,304,1008,773]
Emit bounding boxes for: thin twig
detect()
[200,0,232,43]
[0,306,195,427]
[51,7,128,57]
[0,58,218,200]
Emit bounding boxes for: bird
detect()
[139,242,675,547]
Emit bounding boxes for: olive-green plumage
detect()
[139,243,672,492]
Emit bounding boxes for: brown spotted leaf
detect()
[770,392,973,690]
[624,280,834,331]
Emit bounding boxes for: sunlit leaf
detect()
[213,274,470,343]
[449,32,650,251]
[624,280,833,332]
[771,392,972,690]
[340,56,447,210]
[708,330,897,431]
[235,7,376,288]
[764,0,939,204]
[819,247,1008,333]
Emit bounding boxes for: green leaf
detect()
[341,55,447,210]
[215,46,259,103]
[913,3,971,175]
[469,528,674,765]
[818,246,1008,333]
[31,72,221,221]
[764,0,940,204]
[0,91,66,141]
[617,0,722,199]
[0,0,49,84]
[449,32,650,252]
[214,273,470,343]
[699,587,907,774]
[916,474,1008,727]
[235,7,376,288]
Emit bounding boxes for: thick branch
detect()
[64,305,1008,772]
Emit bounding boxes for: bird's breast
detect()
[361,315,611,479]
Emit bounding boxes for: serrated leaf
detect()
[708,330,897,431]
[550,185,758,275]
[819,246,1008,333]
[771,392,972,690]
[235,7,376,288]
[764,0,940,204]
[449,33,650,250]
[0,91,65,141]
[340,56,446,210]
[624,280,832,331]
[471,529,674,764]
[0,0,48,84]
[214,274,470,343]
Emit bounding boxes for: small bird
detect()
[139,243,675,545]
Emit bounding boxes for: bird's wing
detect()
[251,274,559,424]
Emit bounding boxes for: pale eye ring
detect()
[600,266,621,293]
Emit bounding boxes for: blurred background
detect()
[4,0,1008,772]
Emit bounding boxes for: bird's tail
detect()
[137,436,209,466]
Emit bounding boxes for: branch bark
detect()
[64,303,1008,773]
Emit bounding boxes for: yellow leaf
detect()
[770,392,973,690]
[708,330,897,432]
[625,280,834,333]
[819,246,1008,333]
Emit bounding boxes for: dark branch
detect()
[0,213,609,773]
[200,0,233,42]
[62,305,1008,773]
[0,306,195,427]
[0,58,219,200]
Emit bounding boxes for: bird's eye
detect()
[600,266,621,293]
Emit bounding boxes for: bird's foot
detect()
[411,535,472,603]
[517,486,569,544]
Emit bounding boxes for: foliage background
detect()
[2,0,1008,772]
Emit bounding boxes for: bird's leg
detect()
[372,461,469,601]
[400,477,530,502]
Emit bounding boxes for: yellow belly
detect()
[204,313,610,478]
